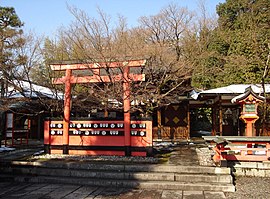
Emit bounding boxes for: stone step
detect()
[10,175,235,192]
[0,166,233,184]
[0,160,235,192]
[0,174,14,182]
[8,160,231,174]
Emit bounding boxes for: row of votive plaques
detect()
[50,123,146,129]
[50,130,145,136]
[131,131,145,136]
[69,123,124,128]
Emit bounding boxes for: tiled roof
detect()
[200,84,270,95]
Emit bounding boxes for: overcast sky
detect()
[1,0,225,37]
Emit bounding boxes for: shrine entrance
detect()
[44,60,152,156]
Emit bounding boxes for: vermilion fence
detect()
[213,143,270,162]
[203,136,270,164]
[44,119,152,156]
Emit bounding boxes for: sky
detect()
[1,0,225,37]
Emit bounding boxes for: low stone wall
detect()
[228,161,270,177]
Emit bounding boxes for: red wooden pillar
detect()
[63,69,72,154]
[123,66,131,156]
[246,122,254,137]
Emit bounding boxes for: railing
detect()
[152,126,189,140]
[44,118,152,156]
[203,136,270,165]
[5,129,29,146]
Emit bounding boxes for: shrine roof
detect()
[231,86,265,103]
[199,84,270,95]
[7,80,63,100]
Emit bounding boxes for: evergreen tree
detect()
[0,6,25,97]
[192,0,270,89]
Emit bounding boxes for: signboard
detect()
[6,113,14,128]
[244,104,256,113]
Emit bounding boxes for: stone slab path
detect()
[166,145,200,166]
[0,182,226,199]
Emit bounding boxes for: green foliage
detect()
[0,7,23,28]
[0,6,25,81]
[192,0,270,89]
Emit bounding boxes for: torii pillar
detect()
[63,69,72,154]
[123,66,131,155]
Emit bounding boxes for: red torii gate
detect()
[50,60,146,156]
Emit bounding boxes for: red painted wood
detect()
[48,59,149,156]
[44,119,152,156]
[68,136,125,146]
[123,66,131,152]
[131,152,146,157]
[50,149,64,154]
[63,69,72,149]
[44,121,50,145]
[49,136,63,145]
[50,60,146,71]
[68,150,125,156]
[52,74,145,84]
[213,141,270,162]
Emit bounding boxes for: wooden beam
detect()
[50,60,146,71]
[52,74,145,84]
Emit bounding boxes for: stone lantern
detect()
[232,86,264,137]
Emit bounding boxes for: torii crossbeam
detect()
[50,60,146,155]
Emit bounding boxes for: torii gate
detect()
[50,60,146,156]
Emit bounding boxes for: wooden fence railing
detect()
[203,136,270,166]
[152,126,189,140]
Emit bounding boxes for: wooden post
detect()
[37,115,42,139]
[211,107,216,136]
[187,104,190,139]
[246,122,254,137]
[63,69,72,154]
[157,109,162,139]
[266,143,270,160]
[104,109,108,118]
[123,66,131,156]
[219,107,223,136]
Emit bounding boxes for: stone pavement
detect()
[0,182,226,199]
[166,145,200,166]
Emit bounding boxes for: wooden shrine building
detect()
[152,84,270,142]
[1,80,62,146]
[192,84,270,137]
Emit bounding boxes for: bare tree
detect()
[37,4,195,117]
[135,3,194,112]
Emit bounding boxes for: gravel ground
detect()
[29,153,159,163]
[226,176,270,199]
